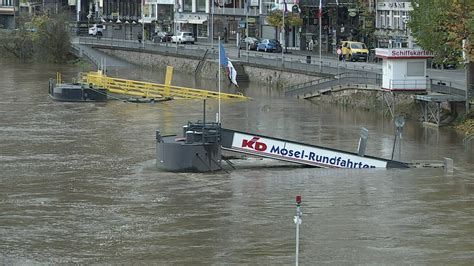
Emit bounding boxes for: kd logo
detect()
[242,137,267,151]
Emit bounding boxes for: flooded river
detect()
[1,59,473,264]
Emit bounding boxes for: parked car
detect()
[171,32,195,44]
[239,37,259,50]
[249,38,261,50]
[341,41,369,62]
[153,32,173,43]
[88,24,104,37]
[256,39,281,52]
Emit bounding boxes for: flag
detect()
[219,42,228,67]
[219,42,238,87]
[336,0,339,6]
[319,0,322,18]
[227,60,238,87]
[245,0,250,14]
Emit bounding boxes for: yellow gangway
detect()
[81,66,249,100]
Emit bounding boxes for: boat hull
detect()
[49,80,107,102]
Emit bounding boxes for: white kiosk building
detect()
[375,48,433,91]
[375,48,466,126]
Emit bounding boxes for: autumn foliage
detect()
[409,0,473,65]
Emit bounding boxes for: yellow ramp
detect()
[81,68,248,100]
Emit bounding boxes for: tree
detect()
[31,14,71,63]
[0,29,34,61]
[0,13,71,63]
[266,10,303,51]
[408,0,473,66]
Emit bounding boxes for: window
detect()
[393,11,400,29]
[151,4,156,18]
[379,11,385,28]
[385,11,391,28]
[407,62,425,77]
[401,11,408,30]
[197,0,206,12]
[183,0,192,12]
[2,0,12,6]
[197,24,207,37]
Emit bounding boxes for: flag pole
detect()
[218,36,221,123]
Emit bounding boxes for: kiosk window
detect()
[406,62,424,77]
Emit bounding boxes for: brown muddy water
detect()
[0,59,473,264]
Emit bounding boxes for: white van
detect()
[88,24,104,36]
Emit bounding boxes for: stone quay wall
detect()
[95,47,426,115]
[96,47,324,88]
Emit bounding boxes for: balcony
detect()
[212,7,259,16]
[0,6,15,15]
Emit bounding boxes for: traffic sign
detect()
[336,48,342,55]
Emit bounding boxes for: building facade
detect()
[0,0,18,29]
[374,0,414,48]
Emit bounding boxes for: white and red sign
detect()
[375,48,434,59]
[227,132,389,168]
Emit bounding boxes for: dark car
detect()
[239,37,259,50]
[153,32,173,43]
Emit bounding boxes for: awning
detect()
[187,19,207,24]
[175,20,188,24]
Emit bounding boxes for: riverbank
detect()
[79,45,472,134]
[454,112,474,135]
[308,88,474,136]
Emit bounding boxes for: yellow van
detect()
[341,41,369,62]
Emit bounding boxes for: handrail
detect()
[195,48,209,77]
[464,134,474,147]
[286,72,381,96]
[285,72,382,97]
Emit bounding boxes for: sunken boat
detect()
[48,79,107,102]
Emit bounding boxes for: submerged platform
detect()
[156,121,409,172]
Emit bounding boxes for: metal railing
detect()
[389,78,429,91]
[429,79,468,97]
[76,37,381,76]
